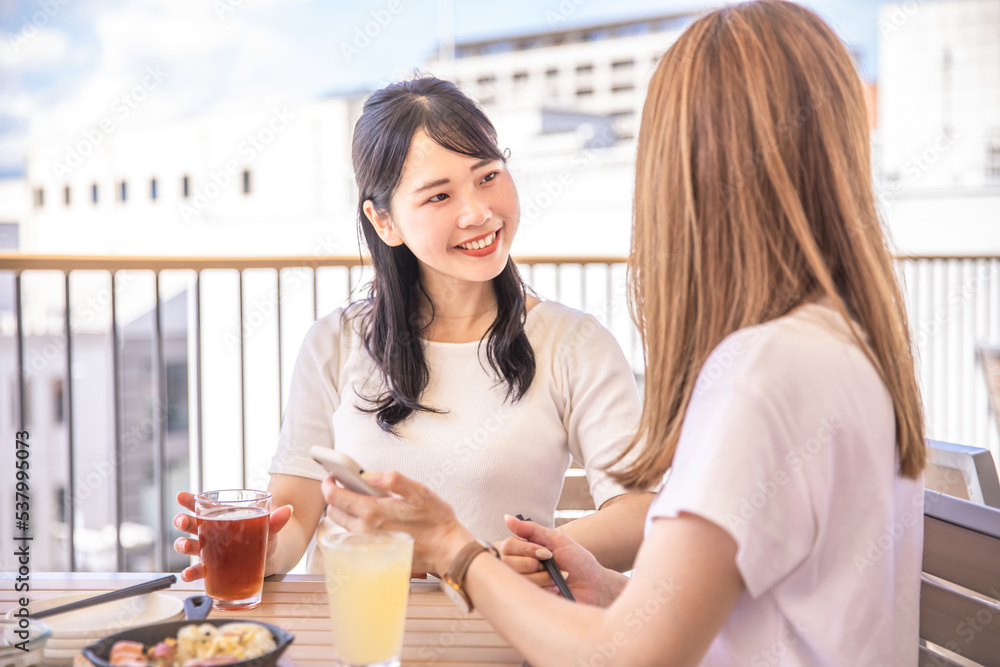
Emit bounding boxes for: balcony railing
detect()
[1,253,997,573]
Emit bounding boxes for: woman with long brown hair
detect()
[323,2,927,664]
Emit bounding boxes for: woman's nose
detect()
[457,195,491,228]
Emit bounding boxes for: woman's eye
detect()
[427,193,449,203]
[480,171,499,184]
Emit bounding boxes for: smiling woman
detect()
[171,76,656,584]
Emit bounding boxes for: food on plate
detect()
[108,623,276,667]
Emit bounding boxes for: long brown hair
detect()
[613,0,925,490]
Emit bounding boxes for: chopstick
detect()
[31,574,177,619]
[515,515,575,602]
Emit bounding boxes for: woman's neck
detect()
[417,275,499,343]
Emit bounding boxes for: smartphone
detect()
[309,446,389,497]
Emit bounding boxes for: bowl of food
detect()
[81,619,293,667]
[0,618,52,667]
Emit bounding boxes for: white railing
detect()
[0,253,997,573]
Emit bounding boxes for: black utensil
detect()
[31,575,177,620]
[515,514,575,602]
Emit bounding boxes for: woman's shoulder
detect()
[528,299,624,358]
[303,300,373,351]
[704,301,883,400]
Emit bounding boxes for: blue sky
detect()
[0,0,898,177]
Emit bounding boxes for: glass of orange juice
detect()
[320,531,414,667]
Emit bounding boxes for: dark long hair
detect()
[351,77,535,433]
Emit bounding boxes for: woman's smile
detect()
[454,227,502,256]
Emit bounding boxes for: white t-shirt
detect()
[646,301,923,666]
[271,300,642,569]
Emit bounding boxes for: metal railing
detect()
[1,252,997,572]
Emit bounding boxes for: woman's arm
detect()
[264,473,326,574]
[325,472,744,667]
[559,492,656,572]
[464,512,743,667]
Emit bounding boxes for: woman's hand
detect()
[321,471,474,576]
[172,491,294,581]
[497,515,627,607]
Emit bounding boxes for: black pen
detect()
[515,514,575,602]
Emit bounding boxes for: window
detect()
[576,64,594,75]
[182,175,190,198]
[64,186,70,206]
[52,378,64,424]
[610,110,635,121]
[576,88,594,98]
[150,178,158,200]
[546,67,559,79]
[91,184,99,204]
[611,59,635,71]
[477,75,497,103]
[242,170,251,195]
[612,83,634,94]
[513,71,529,87]
[166,362,188,433]
[118,181,127,202]
[33,188,43,208]
[987,136,1000,182]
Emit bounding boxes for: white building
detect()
[429,11,698,142]
[20,97,362,257]
[2,3,998,571]
[875,0,1000,255]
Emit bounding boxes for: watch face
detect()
[440,578,472,613]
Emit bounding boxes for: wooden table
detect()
[0,573,525,666]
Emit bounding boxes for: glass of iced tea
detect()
[194,489,271,611]
[320,531,414,667]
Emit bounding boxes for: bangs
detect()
[419,96,505,163]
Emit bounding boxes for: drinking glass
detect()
[320,531,414,667]
[194,489,271,611]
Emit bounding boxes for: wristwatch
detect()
[439,539,500,612]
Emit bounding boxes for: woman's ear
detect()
[363,200,403,247]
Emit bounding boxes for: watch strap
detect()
[445,540,500,608]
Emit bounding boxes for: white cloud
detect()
[18,0,336,144]
[0,27,70,70]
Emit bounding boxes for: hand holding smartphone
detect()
[309,446,389,498]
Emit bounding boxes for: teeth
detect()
[459,231,496,250]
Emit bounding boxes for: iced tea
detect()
[194,490,271,611]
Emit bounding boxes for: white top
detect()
[271,300,642,570]
[646,301,923,666]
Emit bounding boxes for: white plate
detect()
[41,636,97,650]
[41,646,81,664]
[4,592,184,639]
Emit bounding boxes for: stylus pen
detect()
[515,514,575,602]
